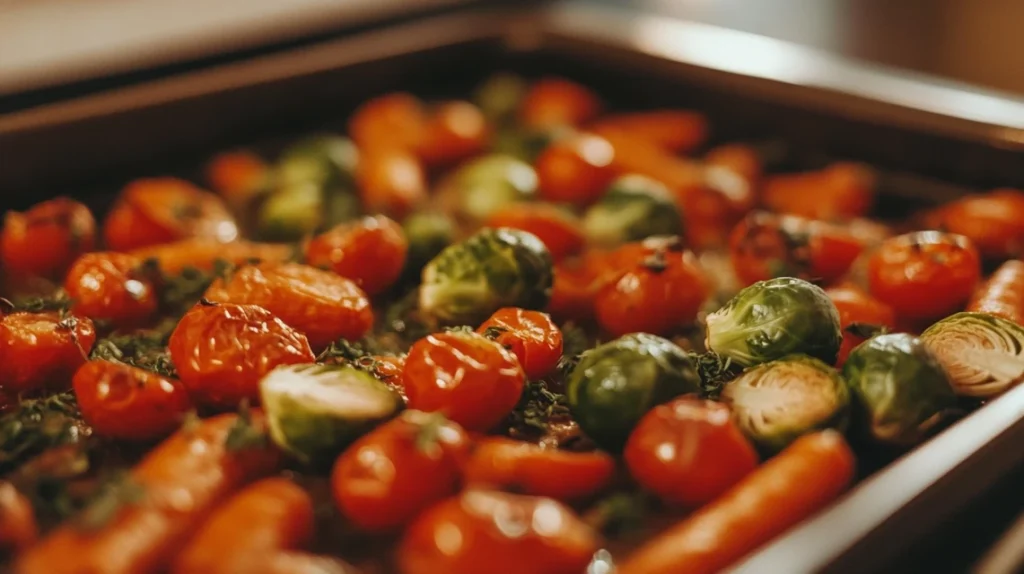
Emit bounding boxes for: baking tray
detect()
[2,2,1024,572]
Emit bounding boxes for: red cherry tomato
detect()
[417,100,491,168]
[762,162,875,221]
[868,231,981,322]
[1,197,96,280]
[64,252,159,328]
[365,355,406,391]
[594,237,709,337]
[73,360,192,442]
[0,311,96,394]
[518,78,602,128]
[332,410,470,532]
[398,490,601,574]
[535,133,617,206]
[305,215,408,297]
[403,331,525,432]
[168,302,315,410]
[729,211,865,287]
[464,437,614,501]
[477,307,563,380]
[825,283,897,367]
[484,203,585,262]
[205,150,269,207]
[203,262,373,351]
[349,92,427,151]
[103,178,238,252]
[547,250,613,322]
[356,148,427,220]
[624,396,758,507]
[923,188,1024,261]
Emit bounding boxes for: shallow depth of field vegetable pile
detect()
[1,73,1023,574]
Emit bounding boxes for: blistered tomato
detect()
[305,215,408,297]
[0,312,96,394]
[477,307,562,380]
[1,197,96,280]
[64,252,158,328]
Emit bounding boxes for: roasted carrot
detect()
[761,162,875,221]
[129,238,292,274]
[589,110,708,154]
[968,260,1024,325]
[15,412,281,574]
[0,481,37,554]
[173,478,314,574]
[616,430,855,574]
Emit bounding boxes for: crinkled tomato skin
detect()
[398,490,601,574]
[624,396,758,507]
[168,303,315,410]
[203,262,373,351]
[332,411,470,532]
[64,252,159,328]
[477,307,563,380]
[403,331,525,432]
[0,312,96,394]
[1,197,96,280]
[305,215,408,297]
[73,360,192,442]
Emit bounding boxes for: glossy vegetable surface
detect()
[920,312,1024,398]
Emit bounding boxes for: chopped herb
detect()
[507,379,571,437]
[481,325,508,340]
[1,292,73,314]
[73,471,146,531]
[317,339,373,364]
[696,351,741,398]
[383,288,432,342]
[224,400,269,452]
[90,326,176,378]
[138,258,233,318]
[9,445,92,525]
[0,392,90,473]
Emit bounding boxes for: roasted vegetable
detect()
[582,174,683,247]
[419,227,554,324]
[566,333,702,451]
[443,154,538,222]
[402,211,456,278]
[705,277,842,367]
[473,72,528,124]
[841,333,958,447]
[920,312,1024,398]
[257,181,323,241]
[260,364,402,465]
[276,134,359,190]
[721,355,850,453]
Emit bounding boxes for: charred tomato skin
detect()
[1,197,96,280]
[0,312,96,394]
[64,252,159,328]
[305,215,409,297]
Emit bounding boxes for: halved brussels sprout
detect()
[260,363,402,465]
[257,181,323,241]
[842,333,958,447]
[473,72,527,124]
[705,277,842,367]
[419,227,553,324]
[721,355,849,453]
[920,312,1024,398]
[567,333,702,451]
[444,154,538,222]
[276,134,359,189]
[402,211,457,278]
[583,174,683,247]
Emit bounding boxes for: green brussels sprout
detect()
[257,181,322,241]
[705,277,842,367]
[402,211,456,277]
[721,355,849,453]
[492,125,574,163]
[277,134,359,189]
[419,228,553,324]
[920,312,1024,398]
[582,174,683,247]
[473,72,527,124]
[842,333,958,447]
[260,363,402,465]
[444,154,538,222]
[567,333,702,451]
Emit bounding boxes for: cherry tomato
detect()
[464,437,614,501]
[477,307,563,380]
[728,211,865,287]
[204,262,373,351]
[168,302,315,410]
[64,252,158,328]
[825,283,896,367]
[417,101,491,168]
[704,143,762,192]
[332,410,470,532]
[72,360,192,442]
[103,178,239,252]
[535,133,616,206]
[762,162,875,221]
[0,311,96,394]
[484,203,585,262]
[356,148,427,219]
[868,231,981,321]
[398,490,600,574]
[305,215,408,297]
[364,355,407,398]
[349,92,427,151]
[518,78,602,128]
[404,331,525,432]
[1,198,96,280]
[205,150,269,207]
[924,188,1024,260]
[588,110,708,154]
[546,249,617,322]
[594,237,709,337]
[624,396,758,507]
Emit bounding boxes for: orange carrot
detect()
[173,478,314,574]
[968,260,1024,325]
[129,238,292,274]
[616,430,855,574]
[0,481,37,554]
[589,110,708,154]
[15,412,281,574]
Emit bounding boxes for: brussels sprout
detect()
[567,333,702,451]
[705,277,842,367]
[444,154,538,222]
[419,227,553,324]
[277,134,359,189]
[582,174,683,247]
[920,312,1024,398]
[721,355,849,453]
[402,211,456,277]
[842,333,958,447]
[473,72,527,124]
[257,181,323,241]
[492,125,574,163]
[260,363,402,465]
